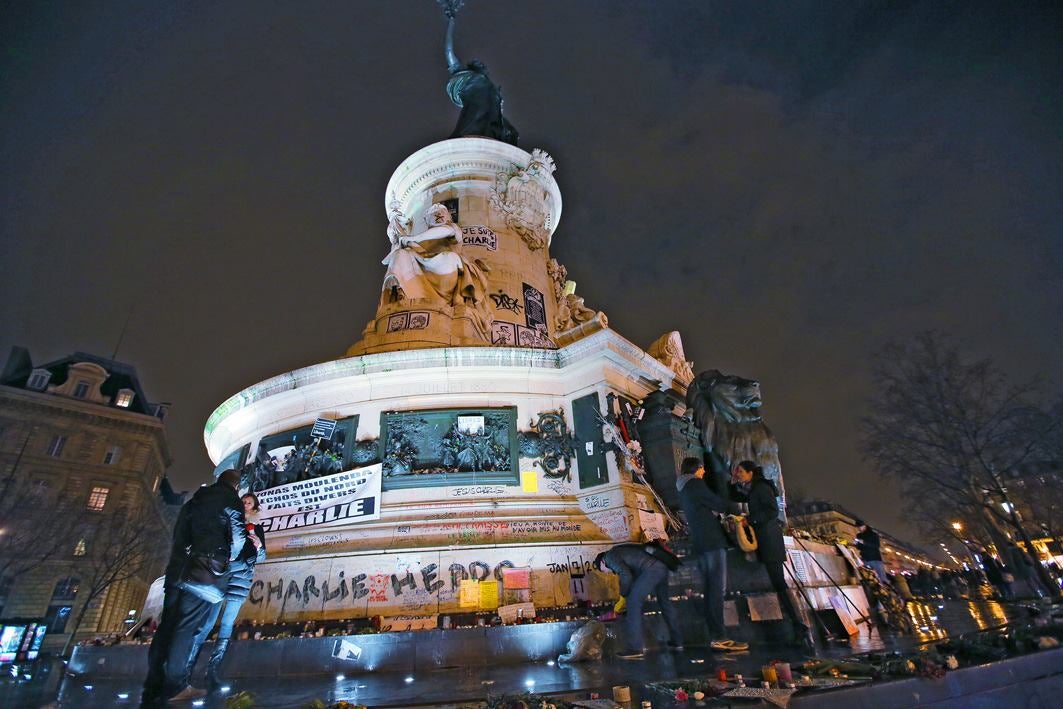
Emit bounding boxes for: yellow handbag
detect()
[726,515,759,552]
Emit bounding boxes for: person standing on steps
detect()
[729,460,813,651]
[675,457,749,652]
[854,519,889,585]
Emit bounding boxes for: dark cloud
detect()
[2,1,1061,545]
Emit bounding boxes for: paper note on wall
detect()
[479,580,500,610]
[502,566,531,589]
[459,579,479,609]
[520,471,539,493]
[638,510,668,540]
[498,602,536,624]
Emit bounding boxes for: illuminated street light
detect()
[952,522,963,532]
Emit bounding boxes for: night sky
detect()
[3,1,1061,545]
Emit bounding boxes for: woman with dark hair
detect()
[202,492,266,690]
[730,461,812,649]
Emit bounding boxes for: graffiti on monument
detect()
[243,547,611,621]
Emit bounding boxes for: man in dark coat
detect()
[675,457,748,651]
[142,469,249,706]
[593,543,683,658]
[731,461,812,649]
[854,520,889,585]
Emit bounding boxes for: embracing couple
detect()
[141,468,267,705]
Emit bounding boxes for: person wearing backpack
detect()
[593,542,684,658]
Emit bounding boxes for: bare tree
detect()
[61,503,166,656]
[0,482,86,583]
[860,332,1060,596]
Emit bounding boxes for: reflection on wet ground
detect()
[0,599,1035,708]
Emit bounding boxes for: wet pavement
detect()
[0,599,1033,708]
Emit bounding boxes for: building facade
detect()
[0,348,173,652]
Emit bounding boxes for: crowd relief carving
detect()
[647,331,695,382]
[489,149,556,250]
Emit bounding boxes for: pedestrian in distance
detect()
[593,542,684,659]
[853,519,890,586]
[141,468,250,706]
[675,457,749,652]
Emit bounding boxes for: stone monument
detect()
[199,4,801,630]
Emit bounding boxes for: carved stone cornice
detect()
[385,138,562,247]
[0,386,172,464]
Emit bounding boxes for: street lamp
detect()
[952,522,963,532]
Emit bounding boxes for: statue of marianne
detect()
[382,203,491,309]
[440,0,519,145]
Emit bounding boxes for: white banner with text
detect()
[257,463,382,533]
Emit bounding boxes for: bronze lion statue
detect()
[685,369,785,502]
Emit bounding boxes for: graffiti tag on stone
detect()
[490,291,523,313]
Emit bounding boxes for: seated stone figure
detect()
[381,203,490,309]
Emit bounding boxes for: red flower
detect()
[674,688,689,701]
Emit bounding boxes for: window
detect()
[29,478,51,498]
[114,389,134,408]
[46,435,67,457]
[27,369,51,390]
[73,380,90,399]
[103,445,122,465]
[86,486,109,511]
[73,539,87,556]
[44,577,79,634]
[379,407,518,490]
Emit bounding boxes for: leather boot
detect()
[206,639,229,692]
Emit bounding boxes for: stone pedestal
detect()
[348,138,565,356]
[636,390,703,509]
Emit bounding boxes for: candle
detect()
[776,662,793,682]
[762,665,778,685]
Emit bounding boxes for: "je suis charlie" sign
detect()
[461,225,498,251]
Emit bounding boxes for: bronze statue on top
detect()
[439,0,519,145]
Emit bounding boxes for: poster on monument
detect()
[256,463,382,533]
[522,282,547,330]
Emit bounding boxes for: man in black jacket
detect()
[675,457,748,651]
[142,469,249,706]
[853,519,889,585]
[594,543,683,658]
